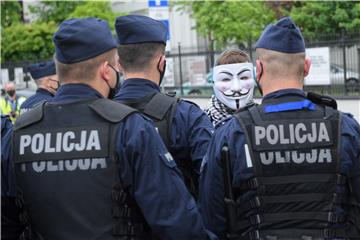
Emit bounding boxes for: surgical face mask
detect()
[213,63,255,110]
[6,90,15,97]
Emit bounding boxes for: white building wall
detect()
[111,1,200,53]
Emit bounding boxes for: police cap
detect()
[255,17,305,53]
[115,15,167,45]
[53,17,117,64]
[28,61,56,80]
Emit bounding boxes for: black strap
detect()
[248,105,263,124]
[14,101,45,130]
[89,98,137,123]
[238,174,343,191]
[239,211,345,229]
[142,93,177,120]
[256,228,353,238]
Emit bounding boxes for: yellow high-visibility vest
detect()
[0,96,27,123]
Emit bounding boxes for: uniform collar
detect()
[262,88,306,104]
[115,78,160,101]
[37,88,53,97]
[53,83,104,103]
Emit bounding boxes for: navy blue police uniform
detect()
[6,18,217,240]
[20,61,57,113]
[114,15,214,197]
[1,115,25,240]
[199,17,360,240]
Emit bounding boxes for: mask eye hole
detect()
[221,78,231,82]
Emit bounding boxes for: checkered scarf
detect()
[204,95,235,127]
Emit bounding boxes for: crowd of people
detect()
[1,14,359,240]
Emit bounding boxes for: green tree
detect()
[1,21,57,63]
[29,1,85,24]
[1,1,22,28]
[177,1,275,48]
[68,1,125,29]
[289,2,360,40]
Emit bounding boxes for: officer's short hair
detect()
[256,48,305,80]
[215,49,250,66]
[117,43,165,73]
[55,49,117,82]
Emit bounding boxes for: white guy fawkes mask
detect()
[213,63,255,110]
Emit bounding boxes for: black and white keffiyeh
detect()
[204,95,235,127]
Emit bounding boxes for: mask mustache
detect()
[222,89,250,97]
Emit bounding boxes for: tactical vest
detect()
[228,98,360,239]
[122,93,199,197]
[13,98,155,240]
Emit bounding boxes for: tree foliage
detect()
[289,2,360,40]
[176,1,275,47]
[1,1,22,28]
[29,1,85,24]
[68,1,125,30]
[1,21,57,63]
[2,0,123,63]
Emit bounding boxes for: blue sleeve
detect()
[116,114,217,240]
[1,115,24,239]
[1,115,16,197]
[199,118,253,239]
[340,113,360,202]
[176,101,214,173]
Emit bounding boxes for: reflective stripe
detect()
[264,100,315,113]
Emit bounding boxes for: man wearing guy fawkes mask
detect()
[205,49,255,127]
[114,15,214,199]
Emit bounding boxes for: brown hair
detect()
[55,48,117,83]
[215,49,251,66]
[117,43,165,73]
[256,48,305,79]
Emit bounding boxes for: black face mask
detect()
[256,62,264,96]
[107,64,121,99]
[157,58,166,86]
[6,90,15,97]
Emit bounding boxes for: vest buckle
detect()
[336,174,346,185]
[248,178,259,189]
[250,196,261,208]
[250,214,261,225]
[327,212,342,223]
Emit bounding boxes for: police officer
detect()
[114,15,214,197]
[20,60,59,114]
[0,82,26,123]
[6,17,216,240]
[1,115,24,240]
[199,17,360,239]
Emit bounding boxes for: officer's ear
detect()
[100,61,112,82]
[158,55,166,72]
[304,57,311,78]
[256,59,262,81]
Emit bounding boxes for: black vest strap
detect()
[89,98,137,123]
[142,93,177,120]
[14,101,46,130]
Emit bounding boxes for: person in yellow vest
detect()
[0,82,26,123]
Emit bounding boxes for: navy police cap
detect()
[115,15,167,45]
[28,61,56,80]
[53,17,117,64]
[255,17,305,53]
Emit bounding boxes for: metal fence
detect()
[1,33,359,98]
[163,32,360,98]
